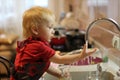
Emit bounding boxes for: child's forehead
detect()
[48,18,56,26]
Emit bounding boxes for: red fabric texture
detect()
[10,37,55,80]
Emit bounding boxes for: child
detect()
[10,6,96,80]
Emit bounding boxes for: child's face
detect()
[37,23,54,42]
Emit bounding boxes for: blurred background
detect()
[0,0,120,36]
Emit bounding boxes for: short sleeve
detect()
[24,41,55,62]
[39,42,55,61]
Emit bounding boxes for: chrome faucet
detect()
[96,64,102,80]
[85,18,120,80]
[87,64,102,80]
[85,18,120,50]
[116,69,120,76]
[97,64,102,73]
[114,69,120,80]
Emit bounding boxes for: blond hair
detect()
[22,6,55,38]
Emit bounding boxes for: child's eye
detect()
[47,25,53,29]
[48,26,52,29]
[47,24,54,29]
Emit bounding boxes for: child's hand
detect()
[62,70,70,78]
[80,44,97,58]
[56,51,61,55]
[60,68,71,80]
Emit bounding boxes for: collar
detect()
[17,36,50,49]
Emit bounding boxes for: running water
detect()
[86,40,88,52]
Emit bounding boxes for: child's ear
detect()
[31,26,38,35]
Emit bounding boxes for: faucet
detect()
[97,64,102,73]
[97,64,102,76]
[85,18,120,49]
[116,69,120,76]
[87,64,102,80]
[85,18,120,80]
[85,18,120,59]
[114,69,120,80]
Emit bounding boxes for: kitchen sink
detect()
[70,71,114,80]
[44,71,114,80]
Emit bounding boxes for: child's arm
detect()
[50,44,97,64]
[46,64,62,78]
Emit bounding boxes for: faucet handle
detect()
[97,64,102,72]
[116,69,120,76]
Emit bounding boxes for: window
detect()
[87,0,109,19]
[34,0,48,7]
[88,0,108,6]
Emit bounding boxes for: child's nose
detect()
[51,29,55,34]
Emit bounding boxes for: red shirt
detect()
[10,37,55,80]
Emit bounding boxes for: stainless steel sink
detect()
[44,71,114,80]
[101,71,114,80]
[70,71,114,80]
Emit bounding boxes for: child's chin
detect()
[50,35,54,38]
[47,38,51,42]
[48,39,51,42]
